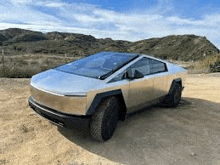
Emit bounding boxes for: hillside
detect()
[0,28,219,61]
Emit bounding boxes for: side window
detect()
[129,58,150,76]
[109,58,150,83]
[149,59,167,74]
[109,57,168,83]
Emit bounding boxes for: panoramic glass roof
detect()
[55,52,138,79]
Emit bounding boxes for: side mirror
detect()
[134,70,144,79]
[126,69,144,80]
[127,69,133,78]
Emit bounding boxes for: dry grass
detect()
[188,54,220,74]
[169,54,220,74]
[0,54,220,78]
[0,54,78,78]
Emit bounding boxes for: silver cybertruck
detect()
[28,52,187,141]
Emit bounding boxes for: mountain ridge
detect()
[0,28,219,61]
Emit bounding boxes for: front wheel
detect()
[90,96,119,141]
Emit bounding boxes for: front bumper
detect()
[30,85,87,115]
[28,96,91,130]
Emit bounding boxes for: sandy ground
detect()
[0,74,220,165]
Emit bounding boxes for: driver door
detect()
[127,58,156,113]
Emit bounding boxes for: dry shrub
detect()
[0,54,76,78]
[0,66,42,78]
[188,54,220,74]
[15,59,29,67]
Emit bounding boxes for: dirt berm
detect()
[0,74,220,165]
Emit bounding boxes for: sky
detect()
[0,0,220,48]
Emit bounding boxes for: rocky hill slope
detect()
[0,28,219,61]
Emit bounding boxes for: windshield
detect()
[55,52,138,79]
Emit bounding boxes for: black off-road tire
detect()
[169,82,182,107]
[90,96,119,141]
[161,82,182,108]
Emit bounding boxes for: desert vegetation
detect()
[1,53,220,78]
[0,28,220,78]
[0,54,77,78]
[188,54,220,73]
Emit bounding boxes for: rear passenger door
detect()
[127,57,168,113]
[149,59,169,98]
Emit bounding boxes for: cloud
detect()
[10,0,33,5]
[0,0,220,49]
[34,1,68,8]
[0,0,63,26]
[45,2,65,8]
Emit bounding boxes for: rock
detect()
[191,152,197,156]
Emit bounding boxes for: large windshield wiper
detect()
[98,70,114,80]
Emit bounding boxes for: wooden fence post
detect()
[65,53,67,63]
[2,49,4,76]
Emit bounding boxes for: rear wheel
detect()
[90,96,119,141]
[161,82,182,107]
[169,82,182,107]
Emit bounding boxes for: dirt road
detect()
[0,74,220,165]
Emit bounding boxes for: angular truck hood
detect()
[30,69,103,95]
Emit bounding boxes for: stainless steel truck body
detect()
[29,52,186,141]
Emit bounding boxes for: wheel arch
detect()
[168,78,182,94]
[86,89,127,121]
[161,78,183,107]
